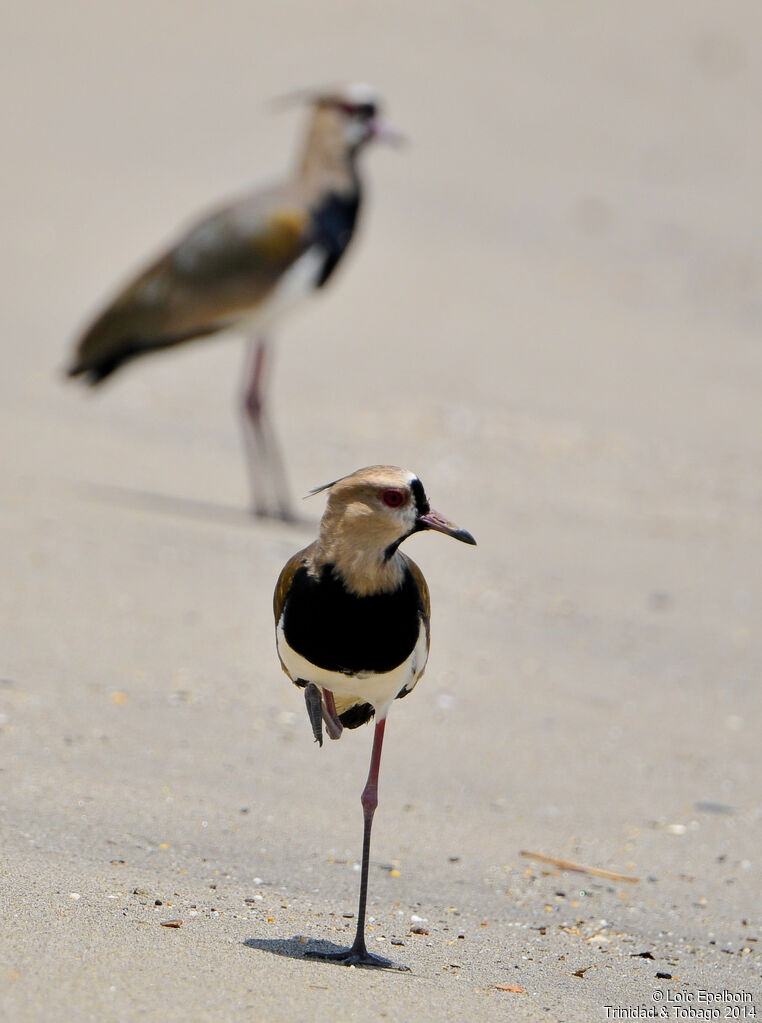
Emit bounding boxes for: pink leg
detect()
[306,716,407,969]
[353,717,386,946]
[240,336,293,519]
[322,690,344,741]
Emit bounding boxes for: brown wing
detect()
[273,543,316,681]
[402,553,431,646]
[68,187,311,383]
[273,542,316,623]
[384,553,431,701]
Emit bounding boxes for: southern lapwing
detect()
[67,84,399,520]
[273,466,476,968]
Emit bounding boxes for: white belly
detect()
[246,246,325,332]
[276,617,429,719]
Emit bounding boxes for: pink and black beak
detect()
[368,117,406,147]
[408,476,475,545]
[416,508,476,546]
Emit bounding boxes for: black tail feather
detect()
[67,343,142,385]
[339,702,375,729]
[66,324,222,386]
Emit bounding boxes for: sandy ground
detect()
[1,2,760,1020]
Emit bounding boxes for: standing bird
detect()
[66,84,399,520]
[273,466,476,968]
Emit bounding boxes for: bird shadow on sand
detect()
[243,936,412,975]
[70,479,317,532]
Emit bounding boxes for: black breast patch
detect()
[309,191,361,288]
[281,563,424,675]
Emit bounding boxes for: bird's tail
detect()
[67,306,221,385]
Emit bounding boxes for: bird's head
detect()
[283,82,404,176]
[313,466,476,573]
[312,83,404,153]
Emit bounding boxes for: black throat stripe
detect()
[310,190,361,288]
[410,477,429,517]
[383,477,430,562]
[282,563,424,675]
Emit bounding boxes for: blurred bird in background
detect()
[67,83,401,520]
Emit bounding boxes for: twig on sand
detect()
[520,850,639,883]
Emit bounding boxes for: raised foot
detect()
[305,946,409,971]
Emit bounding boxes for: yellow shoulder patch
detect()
[255,208,307,263]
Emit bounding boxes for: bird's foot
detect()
[303,685,344,745]
[304,944,408,971]
[304,683,323,746]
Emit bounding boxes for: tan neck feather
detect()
[297,108,357,195]
[311,509,406,597]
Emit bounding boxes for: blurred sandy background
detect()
[0,2,760,1020]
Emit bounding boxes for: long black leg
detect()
[306,716,408,970]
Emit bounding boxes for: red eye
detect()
[382,488,406,509]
